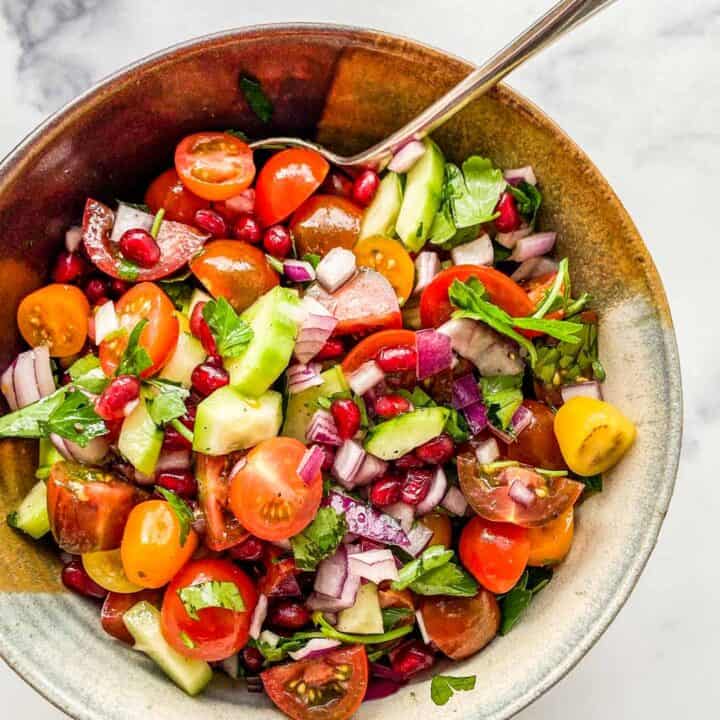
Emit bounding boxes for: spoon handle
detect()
[350,0,618,167]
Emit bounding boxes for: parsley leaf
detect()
[393,545,477,597]
[302,253,322,269]
[0,387,67,438]
[159,280,194,311]
[117,258,140,281]
[291,507,347,571]
[43,390,107,447]
[381,607,413,631]
[479,375,523,431]
[202,297,253,358]
[508,181,542,227]
[444,407,469,443]
[461,156,506,224]
[240,76,273,123]
[393,545,454,590]
[431,675,477,706]
[577,473,603,496]
[178,580,245,620]
[156,487,193,546]
[499,567,553,635]
[68,354,109,394]
[225,129,249,141]
[145,379,190,426]
[116,320,153,376]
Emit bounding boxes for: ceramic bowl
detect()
[0,25,681,720]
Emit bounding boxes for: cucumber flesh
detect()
[118,397,163,475]
[7,480,49,539]
[36,437,65,479]
[359,172,403,240]
[337,583,383,634]
[364,407,450,460]
[159,314,206,388]
[123,601,213,696]
[186,288,212,318]
[395,139,445,252]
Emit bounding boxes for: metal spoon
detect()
[250,0,617,168]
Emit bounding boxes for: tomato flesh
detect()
[341,329,416,374]
[290,195,362,256]
[145,168,211,223]
[354,236,415,306]
[262,645,368,720]
[505,400,567,470]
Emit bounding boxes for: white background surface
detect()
[0,0,717,717]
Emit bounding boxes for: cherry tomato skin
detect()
[289,194,362,257]
[229,437,322,541]
[161,558,258,661]
[255,148,329,227]
[341,330,416,374]
[261,645,368,720]
[145,168,210,223]
[459,516,530,594]
[120,500,198,589]
[528,506,574,567]
[175,133,255,201]
[419,511,453,548]
[506,400,567,471]
[353,236,415,306]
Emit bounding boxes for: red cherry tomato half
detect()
[255,148,329,227]
[145,168,211,223]
[341,329,416,374]
[175,132,255,201]
[459,515,530,594]
[419,265,534,328]
[161,558,258,662]
[261,644,368,720]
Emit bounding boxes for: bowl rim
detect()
[0,22,682,720]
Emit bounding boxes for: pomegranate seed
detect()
[194,208,227,237]
[234,213,262,244]
[415,433,454,465]
[52,252,87,284]
[229,535,265,562]
[351,169,380,206]
[189,301,217,356]
[156,470,198,498]
[84,277,108,304]
[241,646,264,674]
[370,475,402,507]
[61,560,107,600]
[330,398,361,440]
[268,600,311,630]
[321,170,353,197]
[375,394,411,419]
[262,225,292,259]
[395,451,424,469]
[401,469,433,505]
[391,640,435,680]
[95,375,141,421]
[377,345,417,373]
[119,228,161,268]
[315,338,345,360]
[494,192,521,233]
[191,363,229,396]
[163,407,196,450]
[108,278,130,298]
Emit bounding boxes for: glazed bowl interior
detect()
[0,25,680,720]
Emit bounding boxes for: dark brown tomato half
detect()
[505,399,567,471]
[419,590,500,660]
[289,194,363,257]
[82,199,209,281]
[101,589,163,644]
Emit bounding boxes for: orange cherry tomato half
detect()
[99,282,179,377]
[17,284,89,357]
[290,194,363,257]
[419,511,453,549]
[353,236,415,306]
[459,515,530,594]
[505,400,567,471]
[341,329,416,374]
[145,168,211,223]
[419,265,534,328]
[255,148,329,227]
[189,239,279,313]
[229,437,322,541]
[120,499,198,589]
[528,506,574,567]
[262,644,368,720]
[161,558,258,662]
[175,132,255,201]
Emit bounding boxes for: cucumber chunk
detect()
[364,407,450,460]
[359,172,403,240]
[118,397,163,476]
[337,582,383,635]
[159,314,206,388]
[35,436,65,479]
[123,601,213,696]
[7,480,49,539]
[395,139,445,252]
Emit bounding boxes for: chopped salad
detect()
[1,124,636,719]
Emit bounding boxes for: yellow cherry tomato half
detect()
[353,236,415,306]
[82,549,143,594]
[528,507,574,567]
[121,500,198,589]
[554,396,636,476]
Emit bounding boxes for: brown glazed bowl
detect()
[0,25,681,720]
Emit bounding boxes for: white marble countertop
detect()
[0,0,716,717]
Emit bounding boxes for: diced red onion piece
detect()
[294,312,337,364]
[228,456,247,481]
[352,454,388,487]
[109,203,154,244]
[306,409,342,447]
[218,654,239,679]
[511,405,533,437]
[1,360,17,410]
[452,374,481,410]
[94,301,119,345]
[511,256,559,282]
[156,449,192,473]
[332,439,366,489]
[224,188,255,215]
[388,140,426,173]
[287,363,323,395]
[284,259,316,283]
[510,232,557,262]
[249,593,268,640]
[561,381,603,402]
[316,247,357,293]
[348,549,399,583]
[504,166,537,186]
[270,538,292,551]
[348,360,384,396]
[437,318,477,363]
[308,564,360,611]
[415,610,430,644]
[65,226,83,253]
[298,444,325,485]
[451,234,493,266]
[384,501,415,533]
[32,345,55,398]
[289,638,342,661]
[441,486,468,516]
[416,467,448,516]
[413,252,441,296]
[404,522,434,557]
[13,350,41,408]
[474,437,500,464]
[463,401,488,436]
[416,329,452,380]
[496,225,532,250]
[509,479,536,507]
